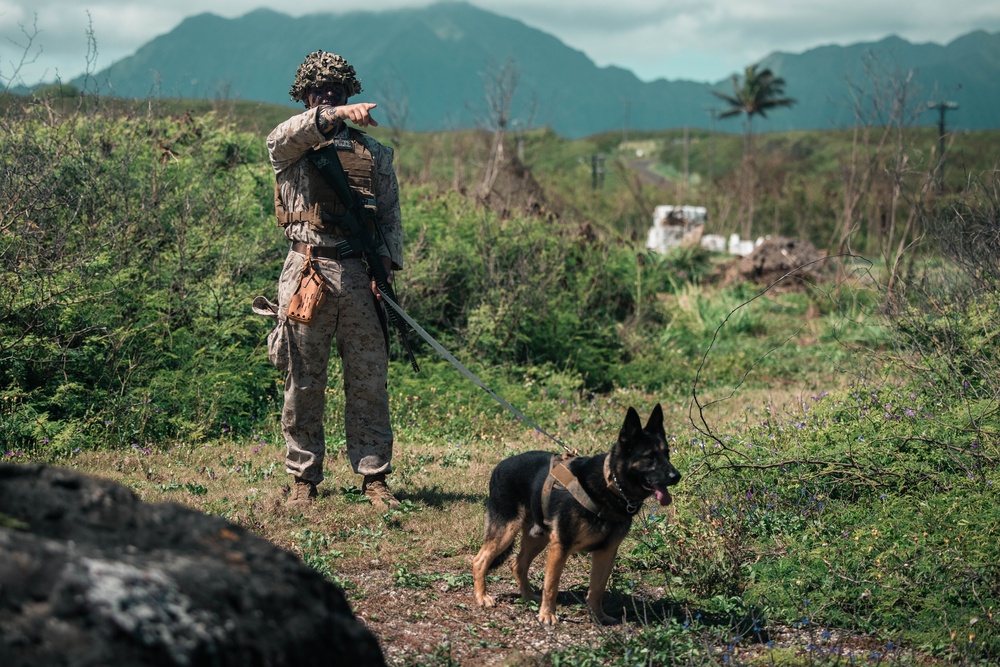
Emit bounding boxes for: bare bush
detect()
[927,169,1000,286]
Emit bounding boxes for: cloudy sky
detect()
[2,0,999,86]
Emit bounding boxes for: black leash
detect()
[377,288,572,453]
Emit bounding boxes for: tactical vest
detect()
[275,128,377,231]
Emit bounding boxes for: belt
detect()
[291,241,349,260]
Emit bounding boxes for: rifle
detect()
[308,143,420,372]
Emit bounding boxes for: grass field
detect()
[3,95,998,665]
[21,278,998,666]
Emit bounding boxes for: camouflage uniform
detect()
[266,105,403,486]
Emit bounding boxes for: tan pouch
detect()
[286,249,327,324]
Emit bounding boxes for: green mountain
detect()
[73,1,998,137]
[757,31,995,131]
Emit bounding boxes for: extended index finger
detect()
[363,102,379,126]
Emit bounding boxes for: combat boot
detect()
[287,478,317,509]
[362,473,401,512]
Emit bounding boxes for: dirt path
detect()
[352,565,645,665]
[344,563,934,666]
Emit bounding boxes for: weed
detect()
[393,567,473,592]
[290,530,350,590]
[400,641,461,667]
[184,483,208,496]
[340,485,369,505]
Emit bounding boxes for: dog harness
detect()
[541,453,636,523]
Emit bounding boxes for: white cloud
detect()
[2,0,999,86]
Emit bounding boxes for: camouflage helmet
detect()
[288,51,363,103]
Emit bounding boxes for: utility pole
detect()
[682,126,689,199]
[622,100,631,144]
[927,100,958,190]
[591,153,605,189]
[706,107,718,183]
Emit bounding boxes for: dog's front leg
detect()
[587,541,623,625]
[539,542,569,625]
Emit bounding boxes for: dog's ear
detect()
[618,406,643,448]
[645,403,665,435]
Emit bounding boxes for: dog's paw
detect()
[537,609,559,625]
[476,594,497,608]
[594,612,620,626]
[519,589,542,603]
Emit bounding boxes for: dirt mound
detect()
[478,156,554,220]
[720,236,832,291]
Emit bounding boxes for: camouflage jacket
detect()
[267,106,404,270]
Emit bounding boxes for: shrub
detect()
[1,107,278,450]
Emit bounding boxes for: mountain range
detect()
[59,1,999,138]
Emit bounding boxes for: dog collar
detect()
[604,456,641,515]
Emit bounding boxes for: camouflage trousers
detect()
[271,249,393,484]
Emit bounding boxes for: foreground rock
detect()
[0,464,385,667]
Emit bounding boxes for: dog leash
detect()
[378,288,572,453]
[379,290,658,522]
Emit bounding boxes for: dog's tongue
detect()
[653,485,672,506]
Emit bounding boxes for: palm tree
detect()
[712,64,796,237]
[713,63,797,154]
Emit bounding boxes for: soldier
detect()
[265,51,403,512]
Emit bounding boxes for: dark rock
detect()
[0,464,386,667]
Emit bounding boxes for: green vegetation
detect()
[2,93,998,665]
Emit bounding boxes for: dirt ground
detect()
[349,561,686,665]
[354,563,620,665]
[343,557,933,666]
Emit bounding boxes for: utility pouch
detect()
[250,295,289,371]
[286,248,327,324]
[266,320,290,371]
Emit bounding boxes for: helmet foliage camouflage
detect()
[288,51,363,103]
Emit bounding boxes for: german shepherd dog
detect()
[472,404,680,625]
